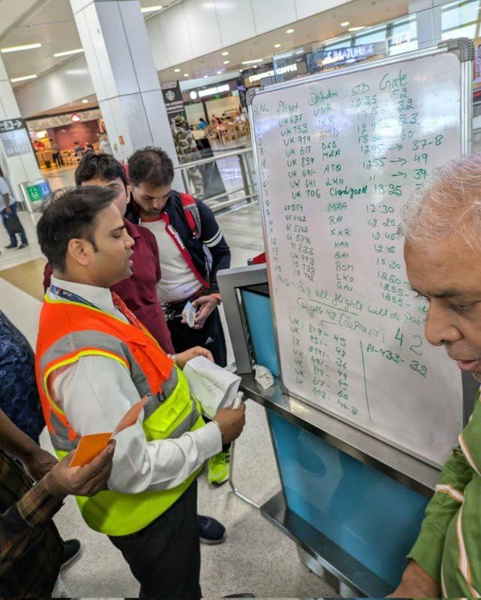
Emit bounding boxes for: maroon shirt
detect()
[43,219,174,354]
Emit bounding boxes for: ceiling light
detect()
[1,43,41,54]
[274,43,281,48]
[53,48,84,58]
[222,51,229,56]
[340,21,350,27]
[10,74,37,82]
[204,75,208,78]
[82,99,89,104]
[217,70,222,74]
[174,68,180,72]
[241,59,263,65]
[223,60,230,64]
[286,29,294,34]
[349,25,366,32]
[183,73,189,77]
[141,5,163,13]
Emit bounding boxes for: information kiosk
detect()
[219,40,476,596]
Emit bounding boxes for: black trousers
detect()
[168,305,227,367]
[109,482,201,600]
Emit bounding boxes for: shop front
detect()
[27,109,105,170]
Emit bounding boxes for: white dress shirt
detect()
[48,276,222,494]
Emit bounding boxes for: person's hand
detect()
[388,561,440,598]
[190,295,219,329]
[42,441,116,500]
[175,346,214,369]
[213,403,246,444]
[23,447,58,481]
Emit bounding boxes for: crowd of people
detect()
[5,143,481,597]
[0,148,246,597]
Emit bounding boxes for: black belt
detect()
[163,289,207,321]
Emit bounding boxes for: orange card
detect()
[70,432,112,468]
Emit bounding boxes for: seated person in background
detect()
[392,154,481,598]
[0,407,114,597]
[73,141,85,156]
[199,118,208,130]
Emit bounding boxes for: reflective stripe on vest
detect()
[36,297,205,536]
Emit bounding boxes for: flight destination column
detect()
[276,100,317,289]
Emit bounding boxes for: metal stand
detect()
[228,439,261,510]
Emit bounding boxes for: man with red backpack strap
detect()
[127,148,232,485]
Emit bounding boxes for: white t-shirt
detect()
[0,177,15,206]
[142,218,203,303]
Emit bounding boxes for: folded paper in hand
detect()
[70,396,147,468]
[183,356,241,419]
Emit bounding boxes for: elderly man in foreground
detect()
[391,154,481,598]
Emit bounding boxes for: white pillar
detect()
[70,0,183,189]
[0,56,42,201]
[409,0,441,50]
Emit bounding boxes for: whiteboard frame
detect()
[248,39,474,468]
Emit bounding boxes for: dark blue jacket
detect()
[127,190,231,295]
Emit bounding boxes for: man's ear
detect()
[67,238,91,267]
[126,185,131,204]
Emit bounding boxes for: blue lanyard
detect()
[50,284,98,310]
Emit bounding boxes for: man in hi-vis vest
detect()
[35,186,246,599]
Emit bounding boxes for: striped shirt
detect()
[0,448,63,596]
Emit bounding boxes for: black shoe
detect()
[4,244,16,249]
[198,515,226,545]
[60,539,81,571]
[17,243,28,249]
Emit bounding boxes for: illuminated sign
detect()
[198,84,230,98]
[248,63,298,84]
[321,44,376,67]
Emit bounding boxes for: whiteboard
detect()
[250,46,472,467]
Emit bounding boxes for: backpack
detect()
[180,193,201,239]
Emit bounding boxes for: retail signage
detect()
[0,118,31,157]
[248,63,298,84]
[198,84,230,98]
[306,43,384,74]
[25,179,51,203]
[162,81,187,123]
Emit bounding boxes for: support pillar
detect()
[70,0,183,189]
[0,56,42,202]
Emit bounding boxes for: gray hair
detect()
[401,154,481,247]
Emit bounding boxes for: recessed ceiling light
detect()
[241,59,263,65]
[217,70,222,74]
[223,60,230,64]
[183,73,189,77]
[141,5,163,13]
[274,43,281,48]
[253,65,258,68]
[174,68,180,72]
[349,25,366,32]
[221,51,229,56]
[53,48,84,58]
[1,43,41,54]
[10,74,37,82]
[82,99,89,104]
[286,28,294,34]
[204,75,208,78]
[340,21,350,27]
